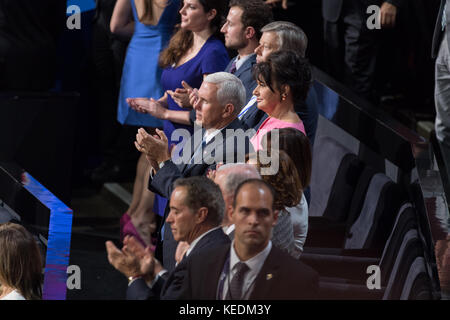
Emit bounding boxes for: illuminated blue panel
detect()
[22,173,73,300]
[67,0,96,13]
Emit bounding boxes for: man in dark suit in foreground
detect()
[179,179,318,300]
[106,176,230,300]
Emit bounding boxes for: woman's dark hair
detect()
[262,127,312,190]
[253,150,302,211]
[252,50,312,105]
[0,223,43,300]
[159,0,228,68]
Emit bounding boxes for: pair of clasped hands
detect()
[127,81,199,169]
[126,80,198,120]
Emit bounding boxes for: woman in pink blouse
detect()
[250,50,311,150]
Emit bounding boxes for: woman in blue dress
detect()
[111,0,179,246]
[125,0,229,246]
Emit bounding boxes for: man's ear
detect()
[196,207,209,224]
[229,206,236,222]
[272,210,279,227]
[223,103,235,118]
[207,9,217,22]
[245,26,256,40]
[227,205,234,223]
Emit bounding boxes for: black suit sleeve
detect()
[148,160,183,198]
[126,278,157,300]
[160,261,189,300]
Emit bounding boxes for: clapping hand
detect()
[175,241,190,264]
[105,240,144,279]
[380,2,397,28]
[135,128,171,165]
[167,81,196,108]
[127,97,168,119]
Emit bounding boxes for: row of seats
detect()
[303,135,436,299]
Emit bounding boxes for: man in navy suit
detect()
[136,72,253,272]
[106,176,230,300]
[220,0,273,103]
[179,179,318,300]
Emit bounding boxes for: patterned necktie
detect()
[229,60,237,74]
[189,139,206,164]
[225,262,249,300]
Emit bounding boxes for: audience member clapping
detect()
[106,176,230,300]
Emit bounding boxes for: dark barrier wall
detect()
[0,93,78,205]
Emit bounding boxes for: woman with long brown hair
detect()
[248,150,302,258]
[0,223,43,300]
[262,127,312,256]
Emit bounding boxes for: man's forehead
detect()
[171,186,188,201]
[200,81,218,93]
[229,6,243,19]
[236,184,273,205]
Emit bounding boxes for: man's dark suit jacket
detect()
[126,228,230,300]
[225,53,258,103]
[322,0,403,23]
[179,243,319,300]
[149,118,253,272]
[432,0,449,59]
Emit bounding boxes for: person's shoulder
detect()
[203,37,227,53]
[197,228,231,250]
[0,290,26,300]
[188,242,229,264]
[271,245,317,278]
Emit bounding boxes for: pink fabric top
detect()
[250,117,306,151]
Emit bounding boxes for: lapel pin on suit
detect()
[266,273,273,280]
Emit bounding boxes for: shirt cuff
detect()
[148,270,168,288]
[149,160,168,179]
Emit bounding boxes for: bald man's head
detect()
[214,163,261,226]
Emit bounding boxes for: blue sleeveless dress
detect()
[117,0,179,127]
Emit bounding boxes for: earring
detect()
[281,93,287,101]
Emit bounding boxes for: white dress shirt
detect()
[234,53,253,71]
